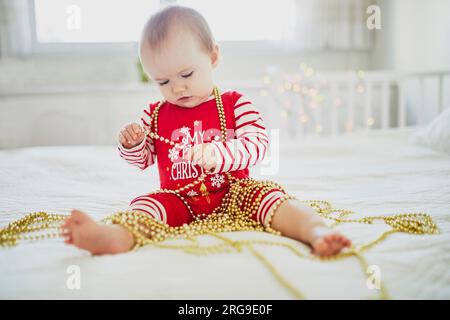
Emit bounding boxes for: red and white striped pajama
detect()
[117,90,286,228]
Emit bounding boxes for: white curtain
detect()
[291,0,373,51]
[0,0,33,58]
[0,0,375,57]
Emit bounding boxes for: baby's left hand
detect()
[186,143,217,172]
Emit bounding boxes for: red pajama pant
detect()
[128,187,286,228]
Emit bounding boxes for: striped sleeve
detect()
[210,94,269,174]
[117,106,156,170]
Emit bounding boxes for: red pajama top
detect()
[118,90,269,198]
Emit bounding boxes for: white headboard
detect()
[261,69,450,137]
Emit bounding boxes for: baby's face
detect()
[140,29,219,108]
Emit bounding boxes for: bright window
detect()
[177,0,296,41]
[33,0,297,43]
[34,0,160,43]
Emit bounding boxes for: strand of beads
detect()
[0,85,440,300]
[141,86,231,222]
[0,199,439,300]
[140,86,273,225]
[0,212,67,247]
[302,200,439,235]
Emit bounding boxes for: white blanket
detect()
[1,127,449,299]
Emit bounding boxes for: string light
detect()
[315,95,324,104]
[346,120,353,132]
[293,84,301,93]
[357,84,365,94]
[284,82,293,91]
[367,117,375,126]
[301,87,309,95]
[299,114,309,123]
[305,67,314,77]
[293,74,302,82]
[315,125,323,133]
[267,62,352,134]
[357,70,365,79]
[260,89,268,97]
[308,88,317,97]
[334,97,342,107]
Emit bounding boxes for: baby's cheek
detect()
[160,88,172,101]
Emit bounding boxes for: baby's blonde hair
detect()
[139,5,216,58]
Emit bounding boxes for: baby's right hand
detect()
[119,122,145,149]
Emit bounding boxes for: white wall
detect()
[372,0,450,71]
[1,0,450,149]
[0,83,292,149]
[0,3,373,149]
[0,49,372,91]
[394,0,450,71]
[370,0,450,126]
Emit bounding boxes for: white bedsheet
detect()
[1,127,449,299]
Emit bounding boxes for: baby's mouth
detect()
[178,96,192,102]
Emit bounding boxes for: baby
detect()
[61,5,351,256]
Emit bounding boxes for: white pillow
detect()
[410,108,450,155]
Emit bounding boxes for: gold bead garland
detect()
[0,86,440,300]
[0,199,440,300]
[0,212,67,246]
[303,199,439,235]
[139,86,291,226]
[141,86,237,221]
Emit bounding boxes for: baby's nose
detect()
[172,85,187,95]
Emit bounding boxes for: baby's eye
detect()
[159,80,169,86]
[182,71,194,78]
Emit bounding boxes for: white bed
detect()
[1,127,449,299]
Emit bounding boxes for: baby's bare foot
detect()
[60,209,135,255]
[310,226,352,257]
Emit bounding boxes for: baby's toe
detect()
[343,237,352,247]
[61,216,73,229]
[61,221,82,245]
[67,225,81,245]
[60,226,73,244]
[325,234,338,245]
[312,238,331,256]
[70,209,91,224]
[63,235,72,244]
[322,234,340,252]
[60,218,72,237]
[334,234,351,247]
[336,234,351,249]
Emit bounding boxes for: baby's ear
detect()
[211,44,220,68]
